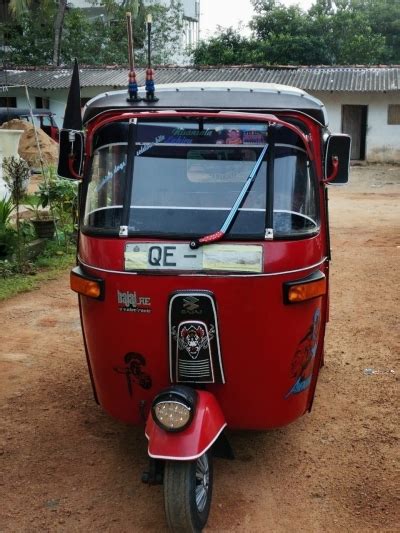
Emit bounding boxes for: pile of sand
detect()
[0,119,59,168]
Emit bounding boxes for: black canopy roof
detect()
[82,83,328,126]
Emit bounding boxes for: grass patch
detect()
[0,242,75,301]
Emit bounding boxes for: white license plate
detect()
[125,243,263,273]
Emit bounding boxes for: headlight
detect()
[151,386,197,432]
[153,401,191,430]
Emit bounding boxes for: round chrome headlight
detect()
[151,386,197,432]
[153,401,191,430]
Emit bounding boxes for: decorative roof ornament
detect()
[126,12,141,103]
[143,14,159,102]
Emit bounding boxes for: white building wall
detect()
[181,0,198,19]
[9,87,70,127]
[42,87,113,127]
[4,86,113,128]
[312,91,400,162]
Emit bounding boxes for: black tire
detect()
[164,452,213,532]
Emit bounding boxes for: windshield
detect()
[84,120,319,239]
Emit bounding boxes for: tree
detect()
[1,6,54,64]
[52,0,68,66]
[71,0,148,65]
[192,27,263,66]
[1,0,185,66]
[350,0,400,63]
[249,0,334,64]
[191,0,396,66]
[8,0,39,17]
[8,0,68,66]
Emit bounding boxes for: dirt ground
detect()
[0,165,399,532]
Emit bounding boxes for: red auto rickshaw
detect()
[59,61,350,531]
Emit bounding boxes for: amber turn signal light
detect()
[284,271,326,304]
[70,266,104,299]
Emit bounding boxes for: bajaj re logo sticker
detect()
[117,290,151,313]
[285,308,321,398]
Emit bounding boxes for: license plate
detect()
[125,243,263,273]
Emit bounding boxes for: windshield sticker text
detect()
[136,135,165,156]
[96,160,127,192]
[171,128,213,137]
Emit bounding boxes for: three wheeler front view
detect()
[59,59,350,531]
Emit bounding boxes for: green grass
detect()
[0,244,75,301]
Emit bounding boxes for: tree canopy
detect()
[0,0,184,66]
[192,0,400,66]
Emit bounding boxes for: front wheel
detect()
[164,452,213,532]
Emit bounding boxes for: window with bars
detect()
[0,96,17,107]
[35,97,50,109]
[388,104,400,125]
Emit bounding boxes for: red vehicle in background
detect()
[0,108,59,141]
[59,60,350,531]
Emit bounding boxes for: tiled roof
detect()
[1,66,400,92]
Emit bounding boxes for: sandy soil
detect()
[1,119,58,167]
[0,165,399,532]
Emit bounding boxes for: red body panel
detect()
[50,126,59,142]
[79,234,324,275]
[145,391,226,460]
[78,238,328,429]
[75,109,330,432]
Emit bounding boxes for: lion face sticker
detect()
[179,324,209,359]
[169,292,225,384]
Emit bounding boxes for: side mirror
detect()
[58,128,84,180]
[324,134,351,185]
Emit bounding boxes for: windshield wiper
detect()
[190,144,269,249]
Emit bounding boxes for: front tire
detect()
[164,452,213,532]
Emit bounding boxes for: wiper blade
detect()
[190,144,269,249]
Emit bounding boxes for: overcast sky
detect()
[200,0,315,38]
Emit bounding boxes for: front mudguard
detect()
[145,390,226,461]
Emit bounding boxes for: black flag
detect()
[63,59,83,130]
[58,59,84,179]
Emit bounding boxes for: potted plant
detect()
[24,195,57,239]
[37,170,78,250]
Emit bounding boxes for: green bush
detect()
[0,197,16,257]
[37,168,79,251]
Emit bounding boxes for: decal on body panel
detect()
[285,308,321,398]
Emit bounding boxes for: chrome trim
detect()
[132,142,306,152]
[93,142,128,153]
[77,255,328,278]
[145,422,227,461]
[85,206,264,215]
[130,206,264,212]
[274,209,318,226]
